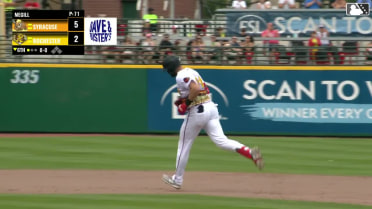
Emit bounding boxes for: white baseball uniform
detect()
[171,67,250,185]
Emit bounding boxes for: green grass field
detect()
[0,194,371,209]
[0,135,371,209]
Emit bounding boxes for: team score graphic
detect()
[68,32,84,45]
[13,19,27,31]
[10,70,40,84]
[13,33,27,45]
[68,18,84,31]
[11,10,85,55]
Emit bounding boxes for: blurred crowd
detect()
[99,25,256,65]
[4,0,41,10]
[3,0,371,65]
[100,20,372,65]
[94,5,371,65]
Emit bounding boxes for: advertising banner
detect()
[148,68,372,136]
[84,17,117,45]
[223,10,372,37]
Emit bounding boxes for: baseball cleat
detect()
[250,147,264,170]
[162,174,181,189]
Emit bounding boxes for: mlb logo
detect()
[346,3,370,16]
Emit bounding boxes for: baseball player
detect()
[161,56,264,189]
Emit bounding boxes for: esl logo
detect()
[346,3,370,16]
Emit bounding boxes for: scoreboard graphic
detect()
[11,10,117,55]
[12,10,84,55]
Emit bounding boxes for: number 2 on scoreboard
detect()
[68,32,84,45]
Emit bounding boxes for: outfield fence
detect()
[1,35,371,65]
[1,64,372,136]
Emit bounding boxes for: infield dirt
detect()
[1,170,372,206]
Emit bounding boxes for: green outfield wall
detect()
[0,64,148,132]
[1,64,372,136]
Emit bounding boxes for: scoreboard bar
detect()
[12,46,84,55]
[12,10,84,19]
[12,10,85,55]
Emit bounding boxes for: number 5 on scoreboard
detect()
[68,18,84,31]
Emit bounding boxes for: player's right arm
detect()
[174,80,200,105]
[188,81,201,101]
[175,81,200,115]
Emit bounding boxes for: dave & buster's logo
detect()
[84,18,117,45]
[346,3,370,16]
